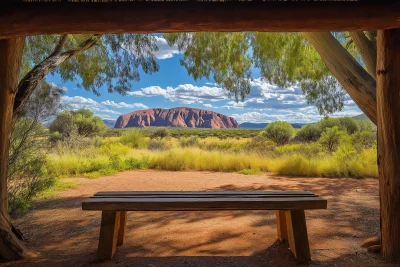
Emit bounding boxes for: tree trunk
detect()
[303,32,377,124]
[0,38,33,260]
[13,34,101,120]
[376,28,400,263]
[349,31,377,79]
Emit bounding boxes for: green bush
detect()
[151,127,170,139]
[179,136,199,147]
[261,121,295,145]
[319,126,345,153]
[296,124,322,142]
[119,129,148,148]
[148,139,172,150]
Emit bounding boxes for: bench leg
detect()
[97,211,120,260]
[276,210,288,242]
[285,210,311,263]
[117,211,127,246]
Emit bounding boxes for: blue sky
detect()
[46,36,362,124]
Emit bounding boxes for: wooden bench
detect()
[82,191,327,262]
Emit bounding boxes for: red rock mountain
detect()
[114,107,239,129]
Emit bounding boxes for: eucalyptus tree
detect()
[165,31,377,123]
[0,34,160,260]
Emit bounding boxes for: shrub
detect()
[316,118,341,132]
[296,124,322,142]
[119,129,148,148]
[151,127,170,139]
[48,131,64,144]
[50,108,106,137]
[179,136,199,147]
[352,130,376,150]
[99,143,130,156]
[261,121,295,145]
[337,117,359,134]
[147,139,172,150]
[319,126,345,153]
[357,119,376,132]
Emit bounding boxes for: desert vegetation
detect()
[9,106,377,216]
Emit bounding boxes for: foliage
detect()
[119,129,149,148]
[319,126,345,153]
[357,119,376,132]
[150,127,170,139]
[337,117,359,134]
[165,32,252,101]
[316,117,359,134]
[179,136,199,147]
[260,121,295,145]
[296,124,322,142]
[49,108,106,138]
[165,32,354,115]
[8,82,63,216]
[147,139,173,151]
[22,34,160,95]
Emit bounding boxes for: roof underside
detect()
[1,1,399,38]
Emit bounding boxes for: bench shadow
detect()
[6,176,386,267]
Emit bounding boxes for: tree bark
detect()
[0,37,34,260]
[349,31,377,79]
[13,34,101,120]
[376,28,400,263]
[303,32,377,124]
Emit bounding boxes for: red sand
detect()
[3,170,395,267]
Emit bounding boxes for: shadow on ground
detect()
[2,170,391,267]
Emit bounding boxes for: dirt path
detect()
[2,170,394,267]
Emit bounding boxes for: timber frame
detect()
[1,0,400,263]
[1,1,400,38]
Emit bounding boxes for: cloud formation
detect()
[128,84,228,104]
[152,36,181,59]
[61,96,147,119]
[101,100,148,109]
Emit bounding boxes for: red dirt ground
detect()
[2,170,396,267]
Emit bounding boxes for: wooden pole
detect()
[0,37,31,260]
[377,28,400,263]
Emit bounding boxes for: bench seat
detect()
[82,191,327,262]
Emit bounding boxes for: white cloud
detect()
[101,100,148,109]
[61,95,148,120]
[203,104,213,108]
[127,86,167,97]
[152,36,181,59]
[128,84,228,104]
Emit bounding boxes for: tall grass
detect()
[45,142,378,178]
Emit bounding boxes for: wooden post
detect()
[377,28,400,263]
[276,210,288,242]
[0,37,32,261]
[97,211,120,260]
[285,210,311,263]
[117,211,127,246]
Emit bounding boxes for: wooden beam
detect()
[1,2,400,38]
[377,28,400,263]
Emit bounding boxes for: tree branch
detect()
[303,32,377,124]
[349,31,377,78]
[13,34,102,120]
[49,34,68,58]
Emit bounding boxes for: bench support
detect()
[97,211,121,260]
[285,210,311,263]
[276,210,288,242]
[117,211,127,246]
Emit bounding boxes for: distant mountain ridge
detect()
[351,113,370,121]
[103,119,116,128]
[114,107,239,129]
